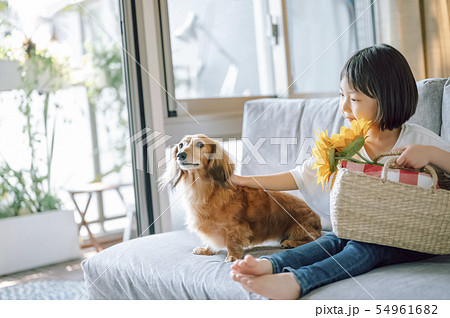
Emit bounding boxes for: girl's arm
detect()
[231,172,298,191]
[396,145,450,174]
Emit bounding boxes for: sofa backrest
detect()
[241,78,450,177]
[241,97,342,176]
[409,78,449,139]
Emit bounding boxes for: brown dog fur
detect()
[159,134,322,262]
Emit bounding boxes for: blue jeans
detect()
[261,232,433,297]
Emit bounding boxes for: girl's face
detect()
[339,77,378,125]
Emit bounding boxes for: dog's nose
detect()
[177,152,187,160]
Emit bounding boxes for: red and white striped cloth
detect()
[341,161,436,189]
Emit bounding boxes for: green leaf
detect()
[43,92,50,137]
[340,137,365,158]
[39,193,61,211]
[329,148,336,173]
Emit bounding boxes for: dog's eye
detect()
[178,143,183,149]
[196,142,204,148]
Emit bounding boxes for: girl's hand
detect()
[230,174,245,187]
[395,145,431,169]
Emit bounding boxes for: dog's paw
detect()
[281,240,302,248]
[225,255,240,262]
[193,247,215,255]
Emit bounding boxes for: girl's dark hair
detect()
[340,44,418,130]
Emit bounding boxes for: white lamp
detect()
[174,12,198,42]
[173,12,239,97]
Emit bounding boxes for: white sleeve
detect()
[290,158,332,231]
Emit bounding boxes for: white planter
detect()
[0,210,80,276]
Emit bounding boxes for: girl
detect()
[229,44,450,300]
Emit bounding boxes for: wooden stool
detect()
[67,182,132,252]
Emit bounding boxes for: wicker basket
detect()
[330,156,450,255]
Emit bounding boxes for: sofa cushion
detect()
[408,78,446,136]
[82,230,267,300]
[81,229,450,300]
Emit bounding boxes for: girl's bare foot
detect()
[239,273,301,300]
[230,254,273,276]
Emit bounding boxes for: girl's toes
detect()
[231,259,242,270]
[243,254,258,268]
[230,271,254,283]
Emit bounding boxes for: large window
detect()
[162,0,376,116]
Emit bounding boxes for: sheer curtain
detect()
[374,0,450,80]
[285,0,378,95]
[286,0,358,94]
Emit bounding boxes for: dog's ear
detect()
[158,144,184,190]
[207,142,235,189]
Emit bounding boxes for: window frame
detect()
[120,0,174,235]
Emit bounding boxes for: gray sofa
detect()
[82,78,450,300]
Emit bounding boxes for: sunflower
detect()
[331,119,372,153]
[312,119,373,190]
[312,129,334,189]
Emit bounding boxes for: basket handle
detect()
[381,157,439,191]
[373,150,404,163]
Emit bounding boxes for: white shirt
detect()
[290,123,450,231]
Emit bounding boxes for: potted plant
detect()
[84,40,130,182]
[0,38,80,276]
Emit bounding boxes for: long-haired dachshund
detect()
[159,134,322,262]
